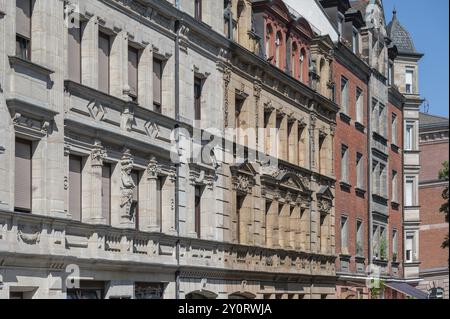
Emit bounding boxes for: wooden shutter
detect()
[153,59,162,109]
[102,164,111,224]
[68,26,82,83]
[128,46,139,97]
[98,32,110,94]
[69,155,82,221]
[194,77,202,121]
[16,0,31,39]
[15,139,32,212]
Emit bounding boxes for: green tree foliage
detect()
[439,161,449,249]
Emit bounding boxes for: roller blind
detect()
[15,139,32,212]
[98,32,110,94]
[153,59,162,106]
[128,46,139,97]
[68,26,82,83]
[69,155,82,221]
[16,0,32,39]
[102,164,111,225]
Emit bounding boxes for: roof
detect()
[387,9,422,55]
[419,112,449,129]
[385,282,429,299]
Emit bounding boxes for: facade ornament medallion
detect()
[91,140,106,167]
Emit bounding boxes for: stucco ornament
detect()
[120,149,136,219]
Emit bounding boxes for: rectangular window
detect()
[405,178,414,206]
[373,225,380,259]
[195,0,202,20]
[15,139,32,212]
[341,145,348,183]
[341,216,348,251]
[157,176,164,231]
[356,153,363,189]
[98,32,111,94]
[388,63,393,86]
[236,195,245,244]
[405,123,414,150]
[153,59,162,113]
[341,77,349,114]
[380,163,387,198]
[195,186,202,238]
[352,28,359,54]
[393,229,398,259]
[16,0,32,60]
[194,77,202,121]
[131,170,140,229]
[128,46,139,100]
[356,220,363,256]
[392,170,398,203]
[405,234,414,262]
[356,88,363,124]
[68,23,83,83]
[69,155,83,221]
[372,99,379,134]
[391,113,398,145]
[102,164,111,225]
[379,104,386,137]
[405,69,413,94]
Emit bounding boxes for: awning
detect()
[385,282,429,299]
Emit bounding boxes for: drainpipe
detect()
[174,14,181,300]
[367,72,373,269]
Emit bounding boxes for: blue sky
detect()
[384,0,449,117]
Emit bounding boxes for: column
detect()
[239,194,253,245]
[81,16,99,89]
[288,119,298,164]
[270,200,280,248]
[278,113,288,161]
[162,171,177,235]
[110,31,127,99]
[186,177,197,238]
[139,158,160,232]
[300,207,310,252]
[290,205,301,250]
[83,141,106,224]
[278,203,290,248]
[138,44,153,108]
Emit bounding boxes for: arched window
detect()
[299,48,306,82]
[291,42,298,78]
[265,24,273,60]
[275,32,282,68]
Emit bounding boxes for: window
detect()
[356,153,363,189]
[405,178,414,207]
[388,63,394,86]
[318,134,326,174]
[275,32,282,68]
[372,161,379,195]
[16,0,32,60]
[68,22,83,83]
[265,24,273,60]
[194,0,202,20]
[15,139,32,212]
[102,164,111,225]
[341,216,348,252]
[392,170,398,203]
[373,225,380,259]
[98,32,111,94]
[405,123,414,150]
[352,28,359,54]
[298,125,306,167]
[195,186,202,238]
[69,155,83,221]
[379,104,386,137]
[405,234,414,263]
[340,145,348,183]
[337,13,344,35]
[291,43,298,78]
[380,163,387,198]
[356,220,364,256]
[341,77,349,114]
[157,176,164,231]
[391,113,398,145]
[405,69,413,94]
[236,195,245,244]
[392,229,398,260]
[128,46,139,100]
[356,88,363,124]
[380,227,387,260]
[67,281,105,300]
[372,99,379,134]
[194,77,202,121]
[299,49,305,82]
[131,170,140,229]
[153,59,163,113]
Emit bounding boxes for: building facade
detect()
[417,113,449,299]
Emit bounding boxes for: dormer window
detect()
[338,13,344,36]
[405,68,414,94]
[352,27,359,54]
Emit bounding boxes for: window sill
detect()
[9,55,54,77]
[355,255,365,261]
[355,187,366,196]
[391,143,400,153]
[339,181,352,191]
[372,131,388,143]
[339,254,352,260]
[355,121,365,133]
[339,112,352,124]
